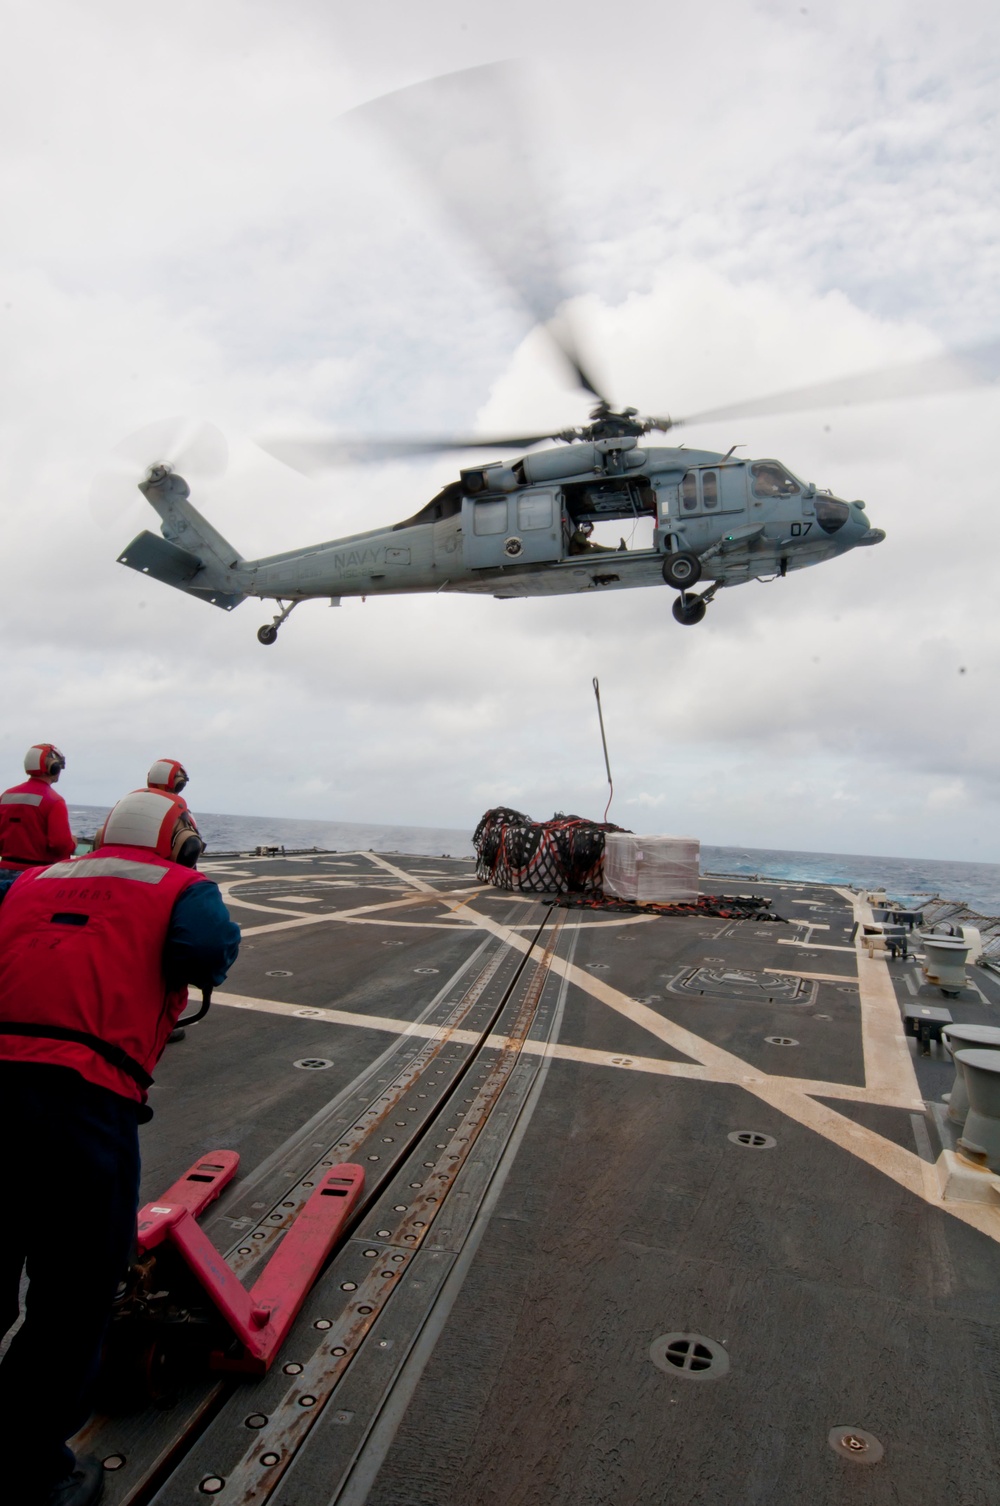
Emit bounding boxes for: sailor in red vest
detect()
[0,744,75,873]
[0,788,240,1506]
[146,757,189,805]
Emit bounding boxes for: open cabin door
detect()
[462,488,563,570]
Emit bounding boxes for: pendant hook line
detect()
[592,676,614,823]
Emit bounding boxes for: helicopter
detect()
[107,63,996,644]
[118,411,883,642]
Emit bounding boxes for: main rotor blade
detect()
[673,339,1000,429]
[348,62,610,406]
[258,431,564,476]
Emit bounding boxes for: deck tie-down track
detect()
[81,900,565,1505]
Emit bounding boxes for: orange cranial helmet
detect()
[147,758,189,795]
[95,789,204,867]
[24,744,66,778]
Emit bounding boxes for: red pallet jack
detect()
[100,1152,364,1405]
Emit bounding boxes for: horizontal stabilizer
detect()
[118,531,247,612]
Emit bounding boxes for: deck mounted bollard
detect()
[920,932,972,997]
[954,1049,1000,1173]
[943,1025,1000,1126]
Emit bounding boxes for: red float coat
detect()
[0,777,75,868]
[0,845,205,1103]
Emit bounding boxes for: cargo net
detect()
[473,808,629,895]
[473,807,781,921]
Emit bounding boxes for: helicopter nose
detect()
[855,527,886,546]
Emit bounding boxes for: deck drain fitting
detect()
[102,1456,126,1472]
[650,1333,730,1381]
[828,1426,884,1464]
[765,1036,798,1047]
[245,1415,268,1429]
[293,1058,334,1071]
[727,1130,777,1150]
[266,969,293,977]
[260,1453,280,1467]
[199,1479,225,1495]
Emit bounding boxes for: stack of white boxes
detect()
[602,835,701,903]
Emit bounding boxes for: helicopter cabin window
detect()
[473,499,509,536]
[517,492,553,531]
[702,471,719,509]
[681,473,698,511]
[750,462,800,499]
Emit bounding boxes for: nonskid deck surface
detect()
[66,851,1000,1505]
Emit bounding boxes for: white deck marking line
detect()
[225,886,491,937]
[211,992,905,1105]
[364,851,439,894]
[777,940,856,953]
[833,886,921,1102]
[787,919,831,930]
[764,967,857,984]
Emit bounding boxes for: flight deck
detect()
[62,849,1000,1504]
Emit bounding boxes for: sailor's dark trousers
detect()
[0,1062,140,1496]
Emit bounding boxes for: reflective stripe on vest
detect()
[38,856,169,884]
[0,792,43,806]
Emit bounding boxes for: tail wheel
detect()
[662,551,702,589]
[257,624,279,646]
[672,594,707,626]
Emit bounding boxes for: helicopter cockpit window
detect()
[681,473,698,511]
[814,496,850,533]
[751,462,800,499]
[517,493,553,531]
[702,471,719,509]
[473,499,509,536]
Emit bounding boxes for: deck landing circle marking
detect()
[650,1333,730,1381]
[765,1036,799,1046]
[293,1057,334,1071]
[727,1130,777,1149]
[828,1426,884,1463]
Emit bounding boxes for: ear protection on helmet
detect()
[25,744,66,777]
[170,811,205,868]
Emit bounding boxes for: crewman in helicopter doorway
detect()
[0,786,240,1506]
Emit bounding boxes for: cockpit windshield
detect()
[750,462,800,499]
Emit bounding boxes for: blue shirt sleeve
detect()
[164,879,241,987]
[0,872,20,904]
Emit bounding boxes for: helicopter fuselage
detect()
[122,437,884,637]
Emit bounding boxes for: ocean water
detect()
[66,806,1000,917]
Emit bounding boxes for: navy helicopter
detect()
[106,64,995,643]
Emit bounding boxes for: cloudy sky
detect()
[1,0,998,861]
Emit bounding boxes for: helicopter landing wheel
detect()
[257,624,279,646]
[662,551,702,589]
[672,593,707,626]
